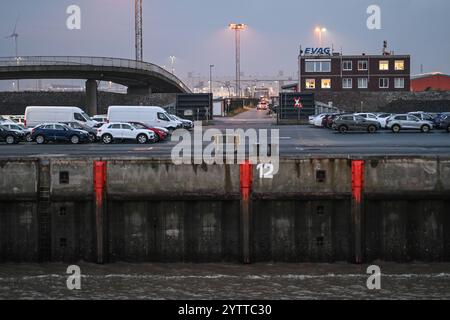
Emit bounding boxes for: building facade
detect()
[299,52,411,92]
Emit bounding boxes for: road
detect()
[1,108,450,158]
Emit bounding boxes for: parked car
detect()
[61,122,98,142]
[432,112,450,129]
[313,114,328,127]
[169,114,194,130]
[439,115,450,132]
[107,106,182,131]
[325,113,347,128]
[30,123,90,144]
[408,112,435,122]
[97,122,156,144]
[386,114,433,133]
[0,123,33,142]
[0,125,24,144]
[332,115,380,133]
[25,106,97,128]
[128,121,168,142]
[376,113,394,129]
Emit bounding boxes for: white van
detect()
[24,106,96,128]
[107,106,182,130]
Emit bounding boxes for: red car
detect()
[129,122,168,142]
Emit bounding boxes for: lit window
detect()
[305,79,315,89]
[379,78,389,88]
[395,60,405,71]
[379,60,389,71]
[342,78,352,89]
[394,78,405,88]
[321,79,331,89]
[358,78,368,89]
[342,61,352,71]
[358,61,368,71]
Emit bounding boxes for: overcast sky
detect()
[1,0,449,82]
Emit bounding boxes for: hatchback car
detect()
[386,114,433,133]
[97,122,156,144]
[0,125,24,144]
[30,123,90,144]
[333,115,380,133]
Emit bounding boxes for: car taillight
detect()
[24,119,27,127]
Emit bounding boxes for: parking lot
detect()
[1,122,450,158]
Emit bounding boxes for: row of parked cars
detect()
[309,111,450,134]
[0,105,194,145]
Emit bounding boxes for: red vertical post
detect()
[94,161,107,264]
[240,161,253,264]
[351,160,365,264]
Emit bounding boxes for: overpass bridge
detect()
[0,56,191,115]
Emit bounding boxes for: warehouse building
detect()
[411,72,450,92]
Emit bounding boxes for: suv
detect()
[0,122,33,142]
[332,115,380,133]
[62,121,98,142]
[31,123,90,144]
[0,125,23,144]
[97,122,156,144]
[386,114,433,133]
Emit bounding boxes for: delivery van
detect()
[24,106,96,128]
[107,106,182,130]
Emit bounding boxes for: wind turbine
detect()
[5,16,20,91]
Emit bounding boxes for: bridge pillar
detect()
[127,86,152,95]
[85,79,98,116]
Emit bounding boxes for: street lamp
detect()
[209,64,214,96]
[315,26,327,46]
[229,23,247,97]
[169,55,176,74]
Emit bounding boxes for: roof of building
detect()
[411,72,450,80]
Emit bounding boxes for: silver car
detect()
[386,114,433,133]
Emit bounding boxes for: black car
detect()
[30,123,90,144]
[0,125,24,144]
[440,116,450,132]
[62,122,98,142]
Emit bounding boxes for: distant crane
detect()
[5,16,20,91]
[135,0,143,61]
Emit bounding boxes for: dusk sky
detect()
[0,0,449,82]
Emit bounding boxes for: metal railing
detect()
[0,56,189,91]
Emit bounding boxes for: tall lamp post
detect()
[229,23,246,97]
[315,26,327,46]
[209,64,214,95]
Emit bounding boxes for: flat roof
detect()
[301,54,410,59]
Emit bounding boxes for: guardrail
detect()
[0,56,190,91]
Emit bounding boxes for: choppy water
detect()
[0,262,449,300]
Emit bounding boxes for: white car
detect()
[386,114,434,133]
[97,122,156,144]
[313,114,327,127]
[376,113,394,129]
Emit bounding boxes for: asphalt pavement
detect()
[1,108,450,158]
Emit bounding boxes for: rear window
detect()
[340,116,353,121]
[395,116,407,121]
[121,124,133,130]
[109,124,121,129]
